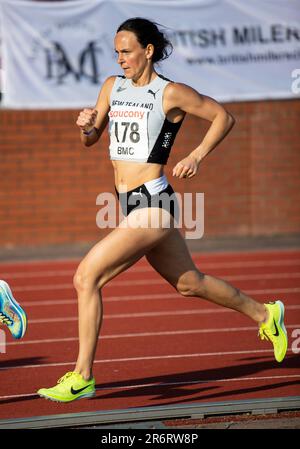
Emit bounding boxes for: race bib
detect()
[109,106,149,160]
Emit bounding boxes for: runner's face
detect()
[114,31,152,80]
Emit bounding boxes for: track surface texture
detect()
[0,248,299,426]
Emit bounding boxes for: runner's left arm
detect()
[166,83,235,179]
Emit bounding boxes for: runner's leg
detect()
[146,228,268,323]
[73,208,173,380]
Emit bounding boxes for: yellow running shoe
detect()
[37,372,96,402]
[259,300,288,363]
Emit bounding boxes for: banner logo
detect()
[45,41,103,85]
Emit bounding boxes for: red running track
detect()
[0,249,299,420]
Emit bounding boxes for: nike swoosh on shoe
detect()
[273,319,279,337]
[71,385,93,395]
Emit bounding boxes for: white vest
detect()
[108,74,183,165]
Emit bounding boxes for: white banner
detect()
[0,0,300,108]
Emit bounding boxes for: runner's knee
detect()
[73,265,100,294]
[176,270,205,297]
[73,263,111,294]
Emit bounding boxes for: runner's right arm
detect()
[76,76,116,147]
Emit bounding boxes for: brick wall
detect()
[0,99,299,249]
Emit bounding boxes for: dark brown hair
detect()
[117,17,173,63]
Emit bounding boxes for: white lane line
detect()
[0,270,75,279]
[20,290,300,308]
[1,373,299,400]
[16,304,300,324]
[219,273,300,280]
[22,298,76,306]
[9,279,300,293]
[6,324,300,346]
[25,309,233,324]
[1,258,300,279]
[96,374,300,389]
[0,348,295,372]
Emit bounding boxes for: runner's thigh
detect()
[145,228,200,288]
[77,208,173,288]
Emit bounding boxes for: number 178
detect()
[114,121,140,143]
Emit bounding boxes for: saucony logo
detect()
[147,89,160,99]
[71,385,91,395]
[273,319,279,337]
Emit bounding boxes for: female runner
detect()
[37,18,287,402]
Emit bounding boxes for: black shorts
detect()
[115,182,179,220]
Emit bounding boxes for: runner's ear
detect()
[146,44,154,60]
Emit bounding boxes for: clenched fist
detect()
[172,154,200,179]
[76,108,98,132]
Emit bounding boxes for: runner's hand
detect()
[172,154,200,179]
[76,109,98,132]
